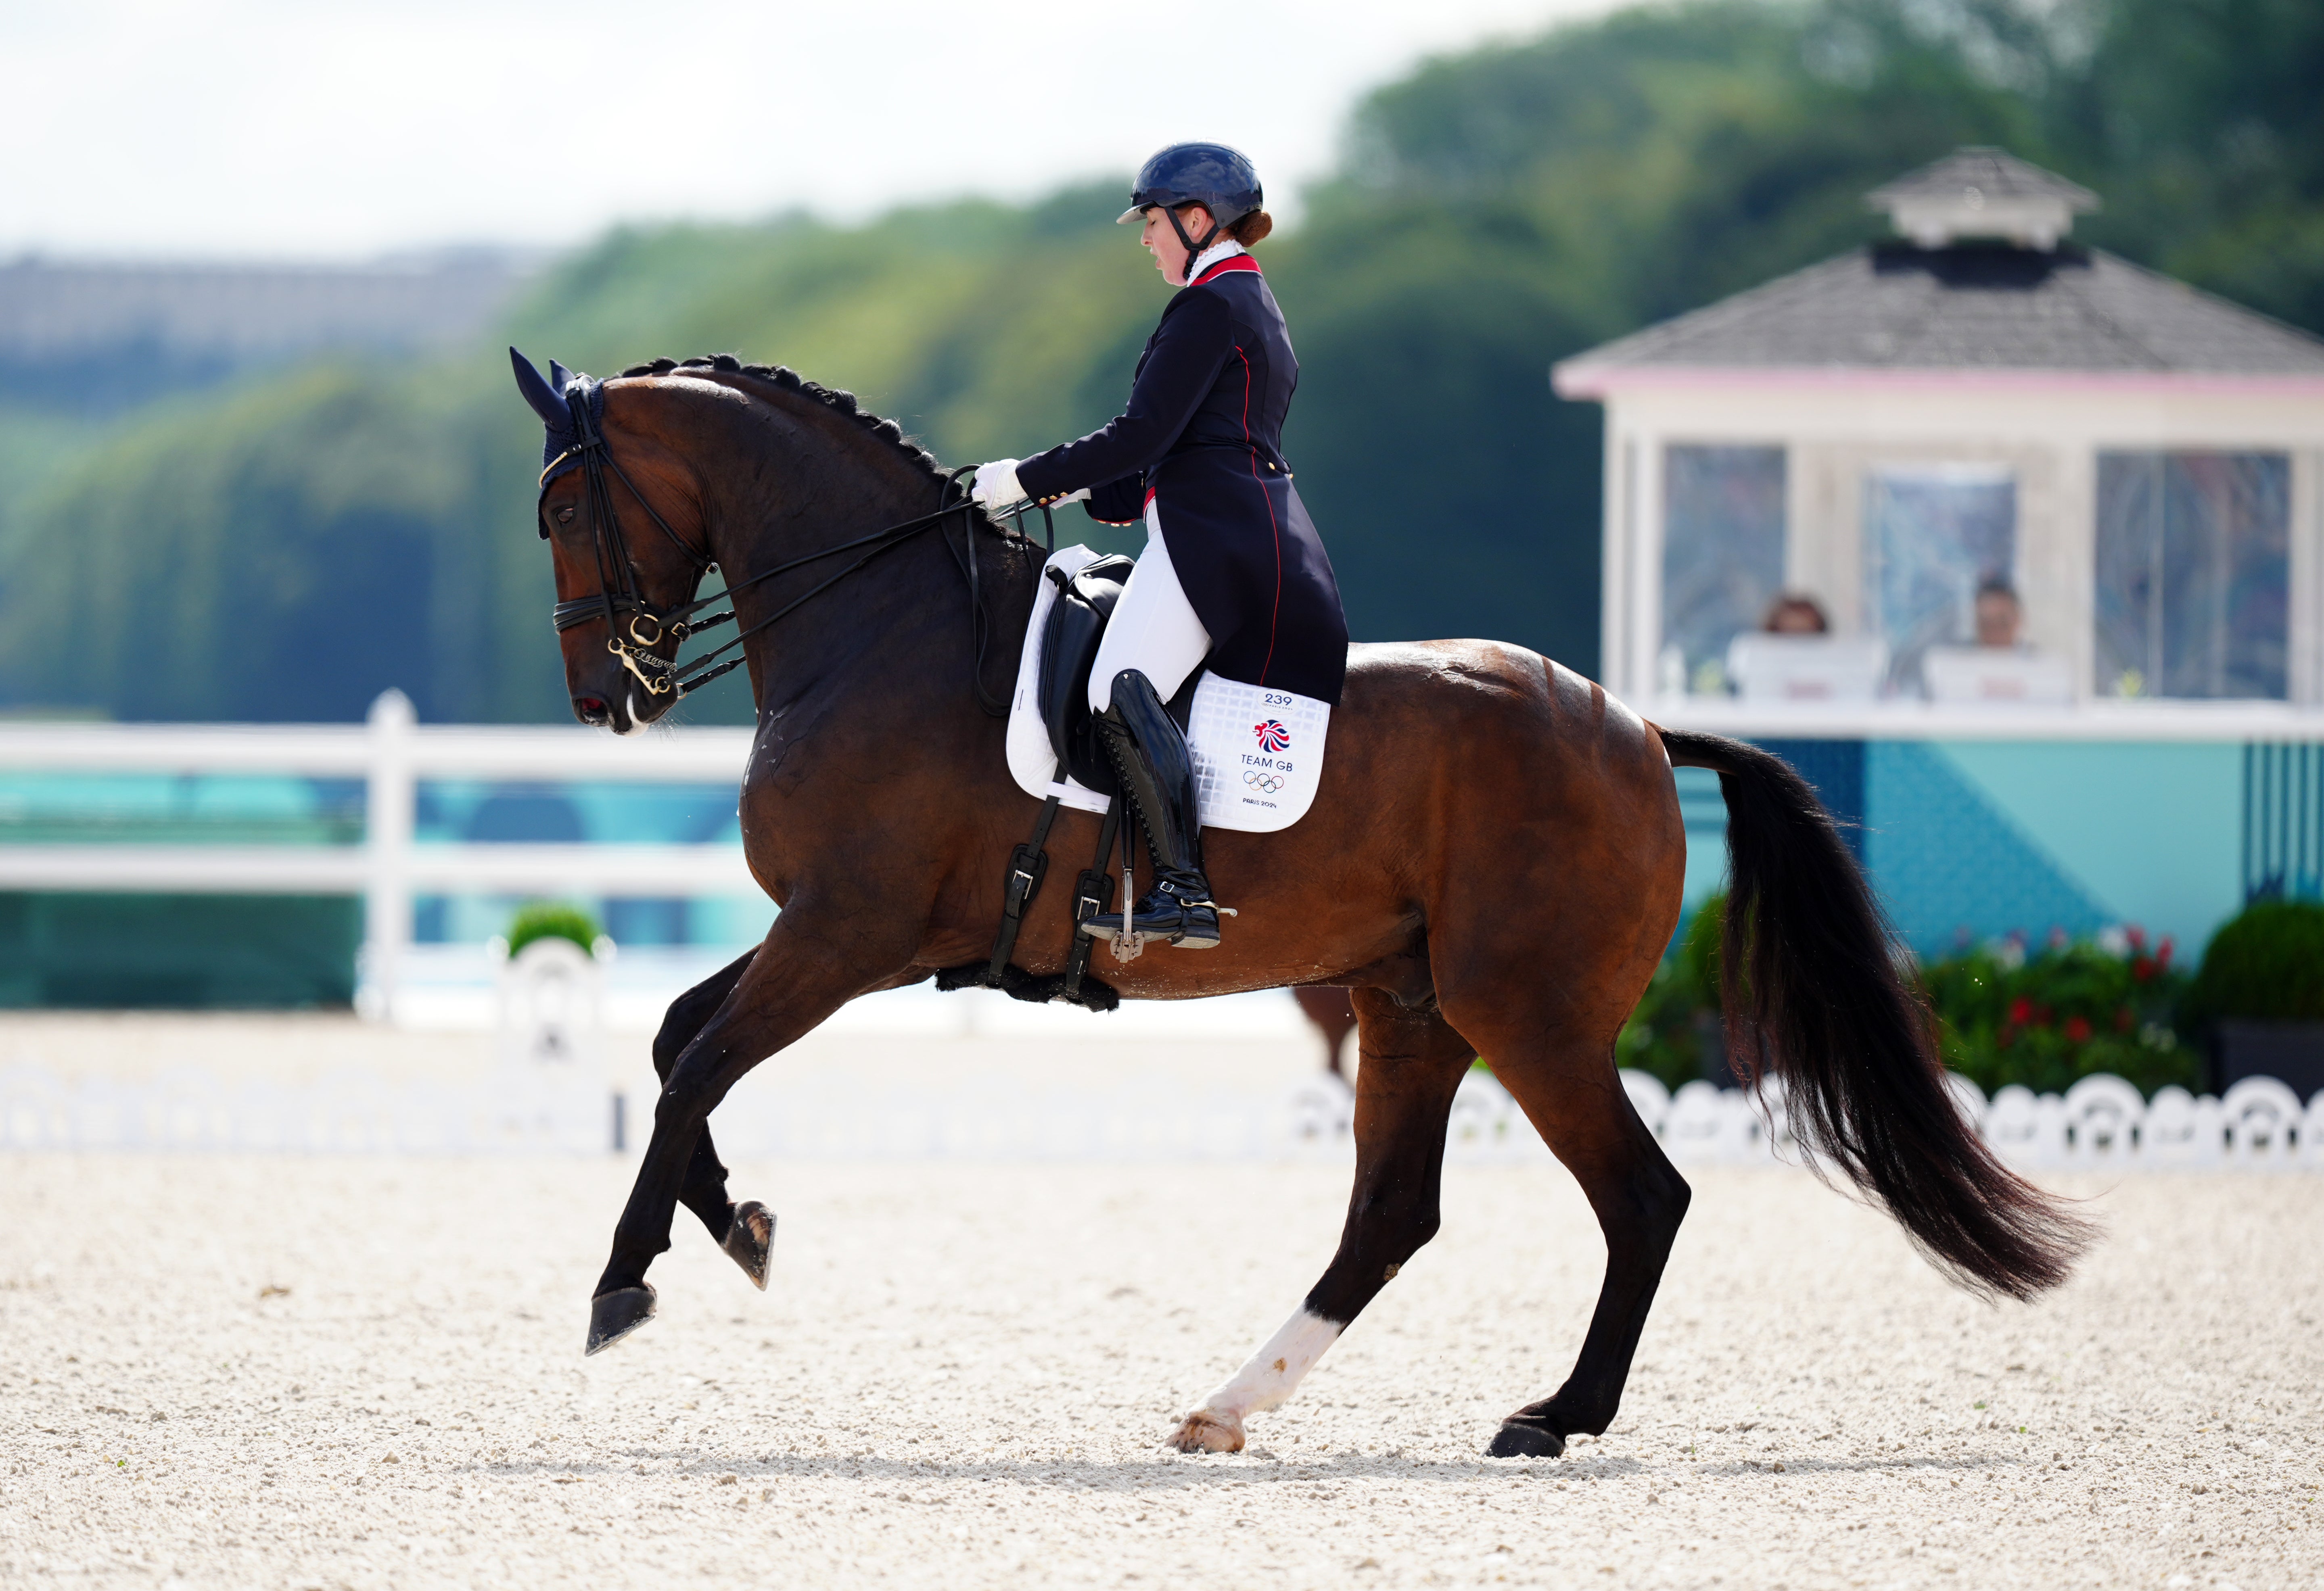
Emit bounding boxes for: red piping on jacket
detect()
[1233,344,1284,688]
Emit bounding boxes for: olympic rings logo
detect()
[1244,770,1286,794]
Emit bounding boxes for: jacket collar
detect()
[1187,240,1256,286]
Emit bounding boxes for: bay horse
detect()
[522,351,2088,1459]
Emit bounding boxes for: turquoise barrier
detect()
[1678,737,2318,960]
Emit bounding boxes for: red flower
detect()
[2124,925,2147,950]
[2065,1015,2092,1043]
[2131,957,2155,983]
[2157,937,2174,969]
[2008,997,2033,1025]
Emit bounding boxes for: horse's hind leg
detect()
[650,948,773,1286]
[1474,1027,1690,1458]
[1166,988,1470,1453]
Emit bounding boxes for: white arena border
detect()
[2,1057,2318,1169]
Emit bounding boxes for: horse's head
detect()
[512,349,712,734]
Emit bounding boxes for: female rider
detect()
[972,142,1348,952]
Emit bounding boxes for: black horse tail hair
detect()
[1658,727,2094,1301]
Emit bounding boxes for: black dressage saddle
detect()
[934,553,1206,1012]
[1037,556,1203,796]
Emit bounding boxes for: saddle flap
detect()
[1038,554,1135,793]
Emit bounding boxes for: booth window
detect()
[1864,464,2017,695]
[2095,452,2289,700]
[1661,445,1785,691]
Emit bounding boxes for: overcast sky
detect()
[5,0,1619,262]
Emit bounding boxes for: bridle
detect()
[541,385,1036,712]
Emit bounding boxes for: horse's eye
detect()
[556,507,576,525]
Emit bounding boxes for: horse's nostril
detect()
[573,695,610,723]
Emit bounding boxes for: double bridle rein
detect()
[543,386,1035,712]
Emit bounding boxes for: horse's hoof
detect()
[1164,1410,1245,1454]
[584,1285,656,1356]
[1486,1419,1565,1459]
[723,1201,775,1291]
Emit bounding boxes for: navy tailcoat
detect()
[1016,255,1349,705]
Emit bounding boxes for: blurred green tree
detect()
[5,0,2320,723]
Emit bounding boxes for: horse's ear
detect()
[510,347,565,426]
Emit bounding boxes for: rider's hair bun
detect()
[1228,210,1274,246]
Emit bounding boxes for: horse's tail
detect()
[1657,727,2093,1301]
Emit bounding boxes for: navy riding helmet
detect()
[1118,142,1263,259]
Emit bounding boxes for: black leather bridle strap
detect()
[549,386,713,637]
[572,396,713,573]
[551,447,1016,713]
[662,497,974,698]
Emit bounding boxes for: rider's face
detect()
[1139,204,1216,286]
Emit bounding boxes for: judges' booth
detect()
[1554,149,2324,968]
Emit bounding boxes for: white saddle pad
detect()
[1005,545,1331,834]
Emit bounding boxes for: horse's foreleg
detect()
[585,923,869,1355]
[649,948,773,1285]
[1479,1035,1690,1458]
[1165,989,1470,1453]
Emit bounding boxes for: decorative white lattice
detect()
[3,1054,2318,1169]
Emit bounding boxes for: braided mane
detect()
[622,351,949,474]
[621,353,1035,547]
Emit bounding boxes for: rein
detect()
[546,388,1039,712]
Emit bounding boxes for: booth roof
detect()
[1559,241,2324,380]
[1864,147,2100,213]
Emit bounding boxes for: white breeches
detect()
[1088,511,1211,714]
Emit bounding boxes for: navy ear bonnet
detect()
[510,347,603,490]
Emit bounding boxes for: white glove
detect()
[971,459,1025,510]
[972,460,1091,511]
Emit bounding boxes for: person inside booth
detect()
[1973,577,2027,649]
[1762,593,1831,635]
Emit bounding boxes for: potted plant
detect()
[2186,899,2324,1097]
[503,899,607,959]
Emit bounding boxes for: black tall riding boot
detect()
[1081,668,1223,950]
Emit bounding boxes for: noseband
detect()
[541,387,1032,710]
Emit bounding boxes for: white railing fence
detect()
[0,689,756,1021]
[5,698,2319,1166]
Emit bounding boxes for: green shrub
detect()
[506,900,602,957]
[1919,929,2198,1098]
[1620,906,2209,1099]
[2186,898,2324,1024]
[1616,894,1725,1092]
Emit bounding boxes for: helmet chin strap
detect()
[1164,205,1222,282]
